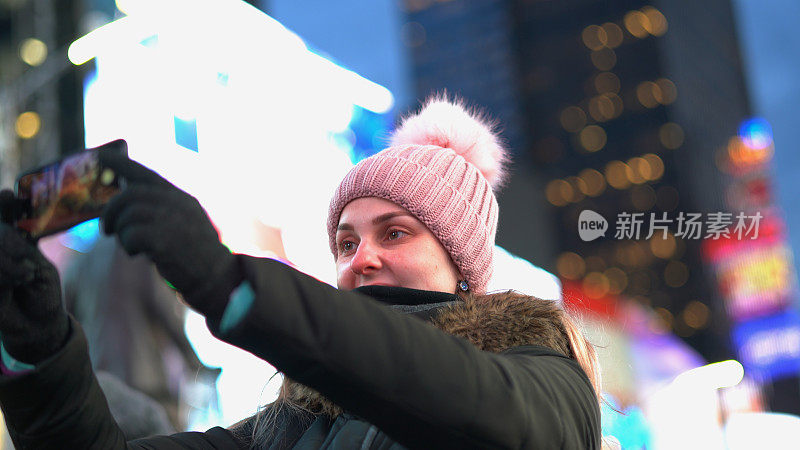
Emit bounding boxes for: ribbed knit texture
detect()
[327,144,498,293]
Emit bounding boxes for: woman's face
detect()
[335,197,461,292]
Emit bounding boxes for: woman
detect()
[0,97,602,448]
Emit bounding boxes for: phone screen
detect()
[14,139,127,239]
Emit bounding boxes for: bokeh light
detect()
[682,300,710,329]
[579,125,607,152]
[601,22,624,48]
[650,232,677,259]
[19,37,48,66]
[624,11,650,38]
[546,179,572,206]
[738,117,773,150]
[591,48,617,70]
[664,260,690,287]
[627,157,651,184]
[605,160,633,189]
[15,111,41,139]
[567,176,587,202]
[578,168,606,196]
[636,81,662,108]
[557,252,586,280]
[728,135,773,168]
[642,153,665,180]
[605,267,628,294]
[583,271,611,299]
[589,95,614,121]
[594,72,621,94]
[655,78,677,104]
[560,106,587,132]
[582,24,608,50]
[659,122,685,149]
[642,6,668,36]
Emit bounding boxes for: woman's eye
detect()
[388,230,407,240]
[339,241,355,253]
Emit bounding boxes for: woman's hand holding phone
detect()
[0,190,69,366]
[99,153,241,318]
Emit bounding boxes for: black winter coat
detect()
[0,256,600,449]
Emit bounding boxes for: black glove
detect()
[0,190,69,365]
[99,152,241,318]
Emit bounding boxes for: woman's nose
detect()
[350,241,382,275]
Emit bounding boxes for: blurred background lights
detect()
[636,81,661,108]
[557,251,586,280]
[627,156,650,184]
[591,47,616,70]
[594,72,620,94]
[659,122,685,149]
[641,6,668,36]
[583,271,611,299]
[650,232,677,259]
[582,24,607,50]
[601,22,624,48]
[579,124,607,151]
[682,300,711,330]
[655,78,677,104]
[653,307,674,333]
[578,168,606,196]
[560,105,587,132]
[546,179,572,206]
[115,0,131,14]
[738,117,774,150]
[664,260,690,288]
[624,10,650,38]
[19,37,47,66]
[15,111,41,139]
[642,153,665,180]
[728,135,773,168]
[605,160,633,189]
[725,412,800,450]
[624,7,668,38]
[673,360,744,390]
[604,267,628,294]
[566,176,587,202]
[588,95,615,121]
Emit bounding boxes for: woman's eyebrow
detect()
[337,211,414,231]
[372,211,414,225]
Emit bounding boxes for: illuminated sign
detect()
[732,311,800,380]
[703,216,797,322]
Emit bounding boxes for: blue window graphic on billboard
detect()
[174,116,199,152]
[732,310,800,380]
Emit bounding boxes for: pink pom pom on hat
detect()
[327,95,509,294]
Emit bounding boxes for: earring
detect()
[458,280,469,292]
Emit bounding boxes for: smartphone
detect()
[14,139,127,239]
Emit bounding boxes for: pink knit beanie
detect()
[327,96,509,294]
